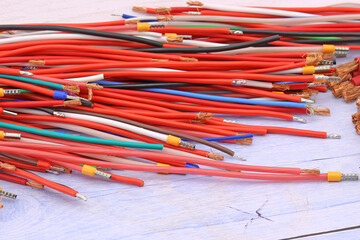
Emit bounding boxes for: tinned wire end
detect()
[76,193,88,201]
[46,169,60,175]
[307,82,323,87]
[53,111,65,118]
[301,98,315,104]
[3,132,21,140]
[327,133,341,139]
[232,79,247,86]
[179,140,196,150]
[342,173,358,181]
[233,154,246,161]
[223,119,237,123]
[293,116,307,123]
[0,190,17,199]
[19,71,33,76]
[230,30,243,35]
[3,109,18,116]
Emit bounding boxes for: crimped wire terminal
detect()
[94,170,111,180]
[0,189,17,199]
[179,140,196,149]
[341,173,358,181]
[314,66,331,73]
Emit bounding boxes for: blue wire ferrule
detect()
[53,90,68,100]
[185,163,200,168]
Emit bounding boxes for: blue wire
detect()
[183,134,254,142]
[275,81,306,84]
[122,13,158,22]
[96,81,306,107]
[146,88,306,108]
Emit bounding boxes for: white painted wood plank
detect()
[0,0,359,239]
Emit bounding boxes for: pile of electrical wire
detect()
[1,2,359,207]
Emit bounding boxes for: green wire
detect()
[294,36,340,40]
[0,74,63,90]
[19,89,32,93]
[0,121,163,150]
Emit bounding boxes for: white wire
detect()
[269,67,303,75]
[13,113,207,159]
[216,46,324,55]
[142,35,225,47]
[139,14,360,26]
[0,33,112,44]
[0,30,57,38]
[198,3,318,17]
[151,21,240,28]
[56,111,170,143]
[237,79,273,88]
[121,31,162,38]
[66,74,104,82]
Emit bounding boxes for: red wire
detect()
[0,172,28,185]
[0,100,65,108]
[0,142,303,174]
[0,146,329,181]
[0,44,186,62]
[49,160,144,187]
[103,88,307,114]
[30,60,291,74]
[0,158,46,172]
[91,90,295,120]
[0,159,79,197]
[175,53,304,62]
[0,77,55,97]
[43,70,316,83]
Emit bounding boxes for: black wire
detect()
[135,35,280,53]
[32,107,54,115]
[0,24,163,47]
[59,108,235,156]
[101,82,201,89]
[239,29,360,37]
[286,38,360,44]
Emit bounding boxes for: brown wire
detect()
[59,108,236,156]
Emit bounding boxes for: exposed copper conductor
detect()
[208,153,224,161]
[236,133,253,145]
[301,168,320,175]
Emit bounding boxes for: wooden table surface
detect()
[1,1,360,239]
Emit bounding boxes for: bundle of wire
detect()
[0,2,359,206]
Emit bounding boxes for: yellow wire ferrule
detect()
[0,88,4,98]
[327,172,342,182]
[81,165,96,177]
[0,131,4,140]
[157,163,170,174]
[302,66,315,75]
[137,22,150,32]
[166,135,181,146]
[323,44,335,53]
[165,33,177,38]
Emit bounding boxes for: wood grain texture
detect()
[0,1,360,239]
